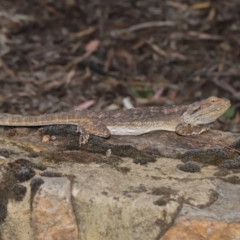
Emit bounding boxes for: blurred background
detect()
[0,0,239,131]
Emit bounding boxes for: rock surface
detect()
[0,128,240,240]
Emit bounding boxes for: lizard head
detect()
[182,96,231,125]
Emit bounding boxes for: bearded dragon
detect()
[0,96,231,144]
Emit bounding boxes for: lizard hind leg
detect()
[77,120,110,145]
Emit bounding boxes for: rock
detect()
[0,135,240,240]
[162,182,240,240]
[31,176,78,240]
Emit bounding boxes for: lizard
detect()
[0,96,231,145]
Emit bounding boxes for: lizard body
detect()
[0,96,231,144]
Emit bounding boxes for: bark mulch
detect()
[0,0,240,132]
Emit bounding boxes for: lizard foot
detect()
[77,125,90,145]
[176,124,209,135]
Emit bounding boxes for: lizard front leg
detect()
[175,123,209,136]
[77,119,111,145]
[77,125,90,145]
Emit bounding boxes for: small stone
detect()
[106,149,112,156]
[42,135,50,143]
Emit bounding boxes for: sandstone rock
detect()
[31,176,78,240]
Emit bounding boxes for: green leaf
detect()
[130,86,153,98]
[130,87,138,97]
[221,107,235,119]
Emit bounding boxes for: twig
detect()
[110,21,175,37]
[212,78,236,94]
